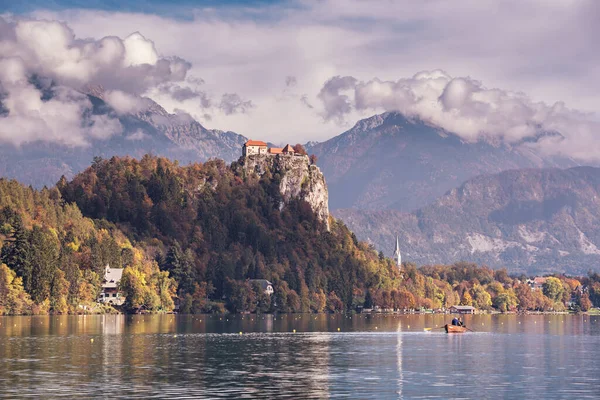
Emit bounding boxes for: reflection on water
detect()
[1,314,600,399]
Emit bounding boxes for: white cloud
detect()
[103,90,151,114]
[29,0,600,154]
[2,0,597,160]
[0,16,192,146]
[126,128,148,141]
[316,70,600,160]
[0,57,122,146]
[123,32,158,66]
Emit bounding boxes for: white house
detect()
[250,279,274,295]
[242,140,268,156]
[98,265,125,305]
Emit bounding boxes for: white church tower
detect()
[393,236,402,269]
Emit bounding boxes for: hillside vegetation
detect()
[0,178,175,315]
[1,155,599,315]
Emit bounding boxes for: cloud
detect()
[103,90,152,114]
[8,0,600,159]
[219,93,254,115]
[0,17,191,94]
[318,76,358,122]
[35,0,600,149]
[285,76,297,88]
[316,70,600,161]
[125,128,148,141]
[158,83,211,106]
[0,56,122,146]
[0,16,192,146]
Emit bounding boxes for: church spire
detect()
[393,236,402,268]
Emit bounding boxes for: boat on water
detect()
[445,324,468,333]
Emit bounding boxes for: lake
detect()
[1,313,599,399]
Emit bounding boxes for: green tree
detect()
[493,291,519,312]
[363,290,374,309]
[470,284,492,310]
[29,226,60,303]
[543,277,564,303]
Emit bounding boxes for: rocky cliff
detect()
[241,154,329,229]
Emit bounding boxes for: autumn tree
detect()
[493,290,518,312]
[460,291,473,306]
[326,291,344,313]
[293,144,307,155]
[470,284,492,310]
[0,264,33,315]
[515,283,536,311]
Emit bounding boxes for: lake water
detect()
[1,313,599,399]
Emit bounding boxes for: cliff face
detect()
[242,154,329,229]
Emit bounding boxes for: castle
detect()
[242,140,298,157]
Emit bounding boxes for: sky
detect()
[1,0,600,159]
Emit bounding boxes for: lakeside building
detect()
[98,265,124,305]
[449,305,476,314]
[527,277,547,291]
[250,279,274,295]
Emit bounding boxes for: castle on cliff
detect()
[242,140,299,157]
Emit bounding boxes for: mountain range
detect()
[0,87,247,187]
[2,87,600,274]
[335,167,600,275]
[307,112,577,211]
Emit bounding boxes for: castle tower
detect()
[393,236,402,269]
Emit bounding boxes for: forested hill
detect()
[1,155,600,315]
[58,155,400,312]
[0,178,175,315]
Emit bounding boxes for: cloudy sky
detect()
[1,0,599,159]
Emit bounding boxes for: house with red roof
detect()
[243,140,268,156]
[243,140,298,157]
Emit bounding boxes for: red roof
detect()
[244,140,268,147]
[282,144,295,153]
[268,147,283,154]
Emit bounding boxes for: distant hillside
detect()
[0,90,247,188]
[308,112,577,212]
[335,167,600,275]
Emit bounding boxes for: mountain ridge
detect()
[0,87,248,187]
[335,166,600,274]
[307,111,579,212]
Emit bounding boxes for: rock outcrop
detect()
[241,154,329,229]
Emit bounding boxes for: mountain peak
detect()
[310,112,577,211]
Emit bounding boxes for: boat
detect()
[445,324,468,333]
